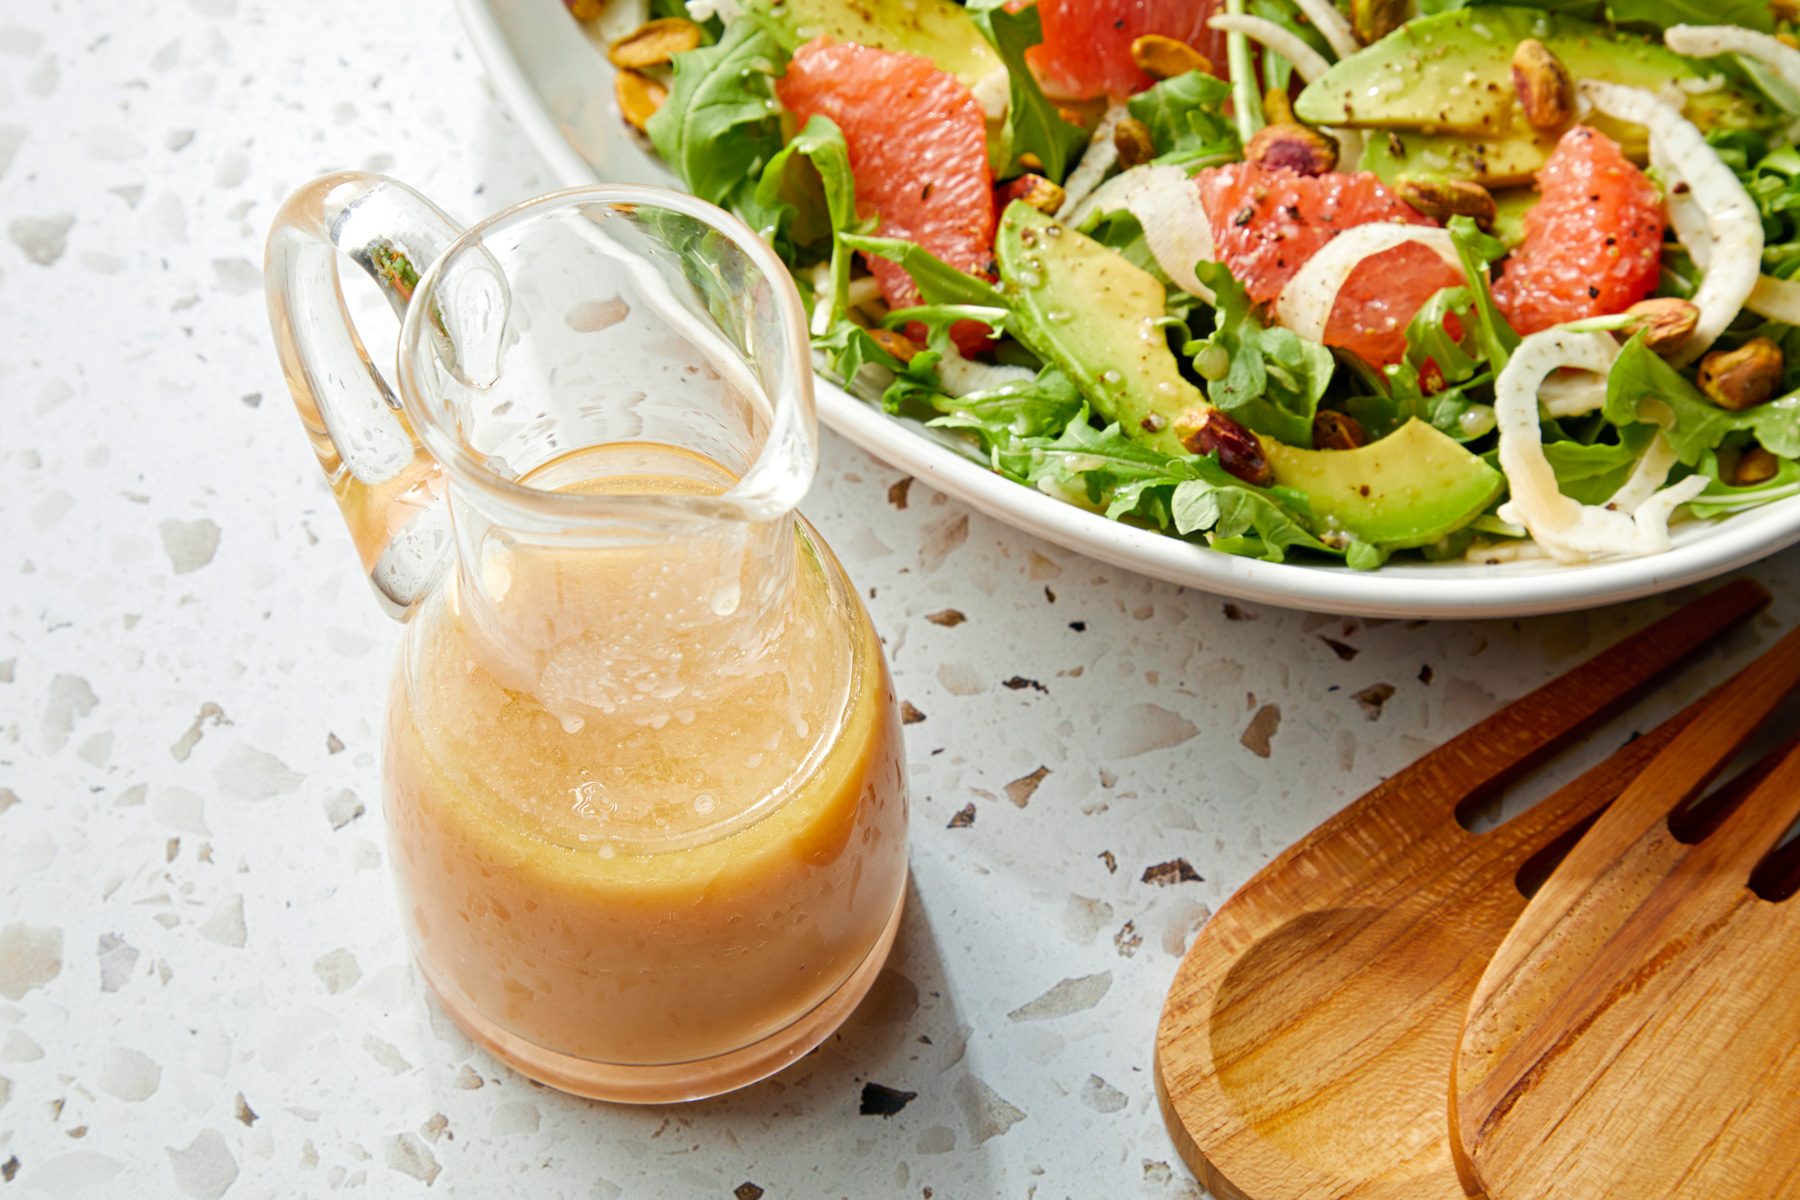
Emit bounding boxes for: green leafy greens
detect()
[740,115,860,323]
[1712,131,1800,281]
[1414,0,1771,30]
[1538,424,1659,503]
[928,367,1086,456]
[1126,72,1241,171]
[966,0,1089,182]
[836,232,1008,307]
[1347,286,1498,443]
[1446,215,1521,371]
[1604,332,1800,463]
[1606,0,1772,32]
[999,417,1336,562]
[1689,453,1800,517]
[1183,261,1334,448]
[647,19,790,209]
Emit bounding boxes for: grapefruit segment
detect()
[776,38,996,352]
[1493,125,1665,336]
[1196,162,1464,367]
[1326,242,1468,369]
[1028,0,1230,100]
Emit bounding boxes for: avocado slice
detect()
[754,0,1000,88]
[1360,126,1562,190]
[995,201,1505,548]
[996,200,1202,458]
[1489,187,1536,249]
[1263,419,1504,549]
[1296,8,1767,138]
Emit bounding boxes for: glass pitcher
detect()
[265,173,909,1103]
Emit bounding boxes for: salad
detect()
[575,0,1800,570]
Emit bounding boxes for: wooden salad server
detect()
[1453,620,1800,1200]
[1154,578,1771,1200]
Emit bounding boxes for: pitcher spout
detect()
[265,176,818,625]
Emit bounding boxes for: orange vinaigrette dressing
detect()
[384,445,907,1089]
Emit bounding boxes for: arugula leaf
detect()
[1415,0,1761,24]
[1606,0,1772,31]
[884,303,1011,337]
[1402,289,1482,387]
[814,318,910,387]
[1446,216,1521,372]
[1711,131,1800,283]
[1001,417,1337,561]
[1419,524,1484,559]
[965,0,1089,183]
[1171,464,1337,562]
[1343,540,1393,570]
[1688,452,1800,517]
[1185,261,1335,448]
[1017,413,1197,496]
[739,115,859,321]
[1353,286,1499,442]
[646,20,789,209]
[837,233,1008,307]
[1728,52,1800,118]
[1244,0,1333,93]
[1604,331,1800,462]
[1414,0,1776,24]
[818,315,969,420]
[1126,72,1241,171]
[1537,423,1658,504]
[928,366,1086,457]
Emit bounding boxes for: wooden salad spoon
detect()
[1155,578,1771,1200]
[1453,621,1800,1200]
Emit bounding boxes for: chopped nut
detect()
[1624,297,1700,356]
[1395,176,1496,228]
[608,17,704,69]
[1114,117,1157,167]
[1733,444,1781,486]
[868,327,924,364]
[1352,0,1406,44]
[1130,34,1214,80]
[1512,39,1574,131]
[565,0,606,19]
[1018,151,1045,172]
[1180,409,1273,487]
[996,173,1068,216]
[1263,86,1295,126]
[615,68,668,133]
[1056,96,1110,128]
[1698,338,1784,411]
[1245,123,1338,176]
[1313,410,1369,451]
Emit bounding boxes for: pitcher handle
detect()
[265,172,463,619]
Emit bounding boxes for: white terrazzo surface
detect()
[3,3,1800,1197]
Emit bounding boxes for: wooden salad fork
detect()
[1454,622,1800,1200]
[1155,578,1772,1200]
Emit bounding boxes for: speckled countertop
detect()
[3,3,1799,1198]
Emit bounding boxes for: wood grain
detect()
[1454,623,1800,1200]
[1155,579,1769,1200]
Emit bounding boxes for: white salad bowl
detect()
[458,0,1800,617]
